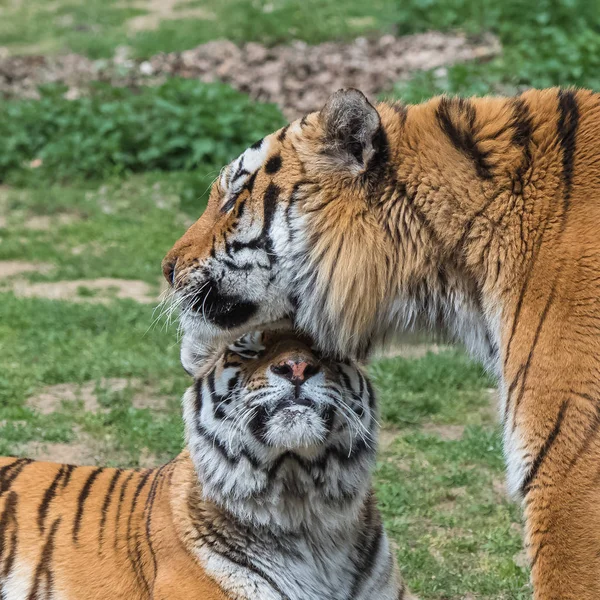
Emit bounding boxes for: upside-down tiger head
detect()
[183,328,378,528]
[163,88,398,361]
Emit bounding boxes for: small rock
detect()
[139,61,154,76]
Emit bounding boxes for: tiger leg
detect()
[505,387,600,599]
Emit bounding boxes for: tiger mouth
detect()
[189,284,258,329]
[249,401,335,448]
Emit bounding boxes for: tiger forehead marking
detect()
[220,137,272,212]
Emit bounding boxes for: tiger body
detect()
[164,87,600,599]
[0,331,405,600]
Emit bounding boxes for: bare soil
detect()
[123,0,215,32]
[0,260,53,278]
[421,422,465,441]
[10,277,157,304]
[27,377,169,414]
[0,32,500,118]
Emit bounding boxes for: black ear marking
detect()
[319,88,381,169]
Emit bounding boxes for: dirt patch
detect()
[131,390,169,411]
[421,423,465,441]
[0,260,53,279]
[134,32,500,119]
[513,548,529,569]
[11,277,157,304]
[124,0,215,32]
[19,440,100,465]
[379,426,402,453]
[377,342,450,360]
[27,378,143,415]
[0,32,500,118]
[24,213,81,231]
[492,477,508,500]
[18,428,134,466]
[436,486,467,512]
[28,378,170,416]
[138,447,164,468]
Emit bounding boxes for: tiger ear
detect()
[319,89,381,171]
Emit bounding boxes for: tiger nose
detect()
[270,359,320,384]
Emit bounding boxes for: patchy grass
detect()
[0,176,527,598]
[5,0,580,593]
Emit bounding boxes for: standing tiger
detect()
[0,330,407,600]
[163,87,600,599]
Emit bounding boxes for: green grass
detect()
[0,181,524,598]
[10,0,597,595]
[0,79,284,186]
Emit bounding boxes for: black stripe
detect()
[144,465,169,580]
[37,465,67,533]
[557,89,579,228]
[262,183,280,267]
[521,400,569,494]
[27,517,61,600]
[262,183,280,239]
[567,396,600,469]
[349,499,383,599]
[61,464,75,489]
[511,97,534,149]
[126,470,154,594]
[277,124,290,141]
[114,471,135,549]
[391,102,408,126]
[530,542,544,568]
[194,376,204,419]
[436,97,493,180]
[0,491,18,573]
[73,467,104,543]
[512,285,557,426]
[265,154,282,174]
[509,92,578,414]
[99,469,123,549]
[0,458,33,495]
[199,520,292,600]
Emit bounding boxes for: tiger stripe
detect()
[98,468,122,549]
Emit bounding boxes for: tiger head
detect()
[163,89,401,361]
[183,328,378,529]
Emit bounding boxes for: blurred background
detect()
[2,1,597,597]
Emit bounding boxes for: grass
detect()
[0,178,527,598]
[9,0,598,595]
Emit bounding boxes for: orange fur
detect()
[0,454,228,600]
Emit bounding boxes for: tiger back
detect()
[0,330,408,600]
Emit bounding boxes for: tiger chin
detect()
[0,330,411,600]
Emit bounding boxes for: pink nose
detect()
[270,359,319,383]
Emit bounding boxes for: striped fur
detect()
[0,330,407,599]
[164,87,600,599]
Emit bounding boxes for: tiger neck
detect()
[169,452,396,600]
[185,432,372,534]
[371,96,551,374]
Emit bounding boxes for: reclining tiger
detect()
[0,330,408,600]
[163,87,600,599]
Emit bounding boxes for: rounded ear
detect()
[319,88,381,170]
